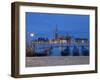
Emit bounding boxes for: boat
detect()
[61,46,70,56]
[34,48,52,57]
[81,46,89,56]
[72,46,80,56]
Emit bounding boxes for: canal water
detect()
[33,43,89,56]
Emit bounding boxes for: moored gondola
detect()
[72,46,80,56]
[81,46,89,56]
[61,46,70,56]
[34,48,51,57]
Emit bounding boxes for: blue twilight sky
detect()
[26,12,89,39]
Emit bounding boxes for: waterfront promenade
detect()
[26,56,89,67]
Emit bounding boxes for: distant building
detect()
[54,26,59,39]
[28,26,89,45]
[75,38,89,44]
[52,26,89,45]
[51,26,72,44]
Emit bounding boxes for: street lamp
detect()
[30,33,35,37]
[30,32,35,43]
[29,32,35,52]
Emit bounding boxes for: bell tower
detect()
[55,25,58,39]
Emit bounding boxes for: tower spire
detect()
[55,24,58,39]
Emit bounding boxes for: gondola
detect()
[34,48,51,57]
[81,46,89,56]
[72,46,80,56]
[61,46,70,56]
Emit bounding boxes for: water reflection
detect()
[26,43,89,57]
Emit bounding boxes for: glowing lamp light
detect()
[30,33,35,37]
[82,40,84,43]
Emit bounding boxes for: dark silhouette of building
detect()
[75,38,89,44]
[55,26,59,39]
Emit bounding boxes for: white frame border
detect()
[19,5,96,75]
